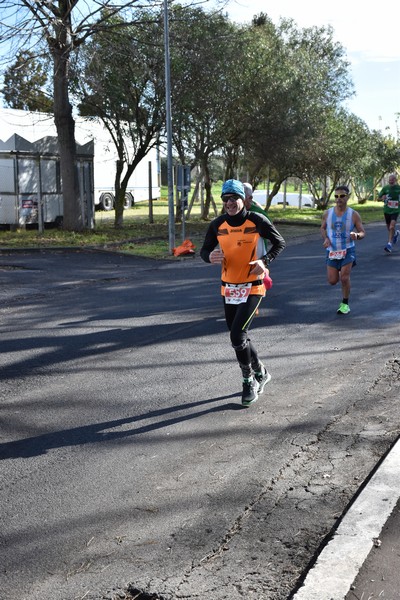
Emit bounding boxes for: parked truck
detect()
[0,108,160,225]
[71,114,161,211]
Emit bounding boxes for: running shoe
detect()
[384,243,392,253]
[337,302,350,315]
[393,230,399,245]
[254,364,272,394]
[241,377,259,406]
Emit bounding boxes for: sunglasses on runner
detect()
[334,193,348,198]
[222,194,241,202]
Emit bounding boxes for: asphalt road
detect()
[0,221,399,600]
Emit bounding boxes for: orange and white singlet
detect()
[200,208,286,297]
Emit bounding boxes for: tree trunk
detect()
[224,145,240,180]
[200,160,218,220]
[186,175,201,218]
[266,180,283,210]
[114,187,126,229]
[52,45,84,231]
[114,159,127,229]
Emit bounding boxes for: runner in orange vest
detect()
[200,179,286,407]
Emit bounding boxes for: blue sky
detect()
[224,0,400,136]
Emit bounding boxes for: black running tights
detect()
[223,294,263,368]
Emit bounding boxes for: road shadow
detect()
[0,394,243,460]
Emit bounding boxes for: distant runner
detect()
[243,182,273,290]
[321,185,365,315]
[200,179,286,407]
[243,182,270,218]
[378,173,400,254]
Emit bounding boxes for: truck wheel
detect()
[100,193,114,211]
[124,193,133,210]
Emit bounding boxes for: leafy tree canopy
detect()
[1,50,53,112]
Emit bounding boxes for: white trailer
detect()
[0,132,94,228]
[0,108,160,214]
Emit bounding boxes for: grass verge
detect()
[0,199,383,260]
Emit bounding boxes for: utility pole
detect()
[163,0,175,253]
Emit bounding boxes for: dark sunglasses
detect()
[334,193,348,198]
[222,195,241,202]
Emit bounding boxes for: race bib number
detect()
[224,283,252,304]
[387,200,399,209]
[329,249,347,260]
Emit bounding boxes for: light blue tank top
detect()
[326,207,355,251]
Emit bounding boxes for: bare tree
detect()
[74,9,166,228]
[0,0,158,231]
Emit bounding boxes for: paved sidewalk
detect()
[292,437,400,600]
[346,487,400,600]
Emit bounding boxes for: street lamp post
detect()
[163,0,175,253]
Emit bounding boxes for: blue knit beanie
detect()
[221,179,245,200]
